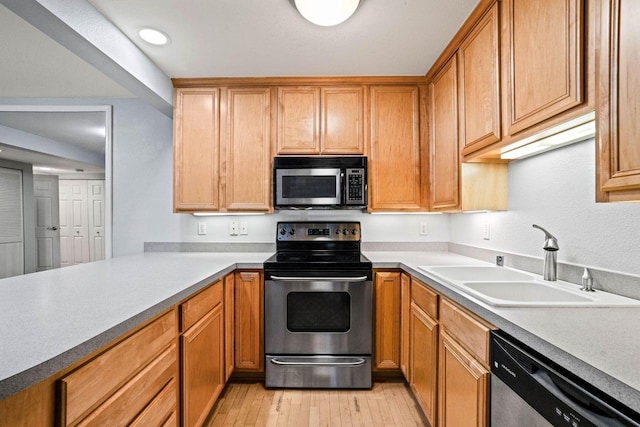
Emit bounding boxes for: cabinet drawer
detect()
[130,377,177,427]
[411,279,438,319]
[77,344,177,426]
[439,298,493,365]
[59,311,176,425]
[180,279,223,331]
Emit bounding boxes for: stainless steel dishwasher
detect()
[490,331,640,426]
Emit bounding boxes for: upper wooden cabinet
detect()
[222,87,272,211]
[174,89,220,212]
[458,2,501,157]
[276,86,364,155]
[173,86,272,213]
[502,0,584,136]
[429,58,460,211]
[597,0,640,201]
[277,86,319,154]
[321,87,365,154]
[428,55,507,212]
[369,85,424,211]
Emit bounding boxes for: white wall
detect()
[450,139,640,276]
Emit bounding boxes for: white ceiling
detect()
[0,4,132,98]
[88,0,479,77]
[0,111,106,154]
[0,143,105,175]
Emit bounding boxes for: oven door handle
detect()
[269,275,368,282]
[270,358,367,367]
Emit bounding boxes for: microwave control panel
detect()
[345,168,366,205]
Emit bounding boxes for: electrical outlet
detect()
[483,223,490,240]
[229,221,238,236]
[239,221,248,235]
[419,221,428,235]
[197,222,207,235]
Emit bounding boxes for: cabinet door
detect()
[459,2,501,156]
[174,88,220,212]
[374,271,401,370]
[223,87,272,211]
[410,303,438,427]
[400,273,411,379]
[429,58,460,211]
[277,87,320,154]
[597,0,640,200]
[181,305,224,427]
[235,271,264,371]
[224,273,235,381]
[502,0,583,136]
[321,86,365,154]
[369,86,422,211]
[439,331,489,427]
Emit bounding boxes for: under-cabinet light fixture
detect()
[500,112,596,160]
[292,0,360,26]
[192,213,266,217]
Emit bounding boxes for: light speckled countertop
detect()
[0,252,270,400]
[1,250,640,415]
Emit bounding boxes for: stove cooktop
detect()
[263,250,371,271]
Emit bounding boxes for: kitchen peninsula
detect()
[1,249,640,425]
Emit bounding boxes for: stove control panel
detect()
[276,222,361,241]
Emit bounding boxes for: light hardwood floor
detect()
[205,381,428,427]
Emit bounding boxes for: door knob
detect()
[47,226,59,231]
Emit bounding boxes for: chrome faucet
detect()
[532,224,559,281]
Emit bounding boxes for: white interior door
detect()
[59,180,89,266]
[34,175,61,271]
[0,167,24,279]
[87,180,105,261]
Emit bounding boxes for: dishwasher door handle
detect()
[269,275,368,282]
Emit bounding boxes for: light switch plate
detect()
[197,222,207,235]
[239,221,248,235]
[483,223,490,240]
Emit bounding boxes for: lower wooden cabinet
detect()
[438,331,489,427]
[224,273,235,381]
[374,271,401,370]
[181,303,224,427]
[57,311,178,426]
[410,302,439,426]
[400,273,411,378]
[234,270,264,372]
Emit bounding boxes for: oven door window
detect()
[287,292,350,332]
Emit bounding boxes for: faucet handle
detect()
[532,224,559,251]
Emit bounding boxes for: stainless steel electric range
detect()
[263,221,373,389]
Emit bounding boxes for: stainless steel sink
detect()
[418,265,640,307]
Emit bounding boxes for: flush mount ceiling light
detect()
[292,0,361,26]
[138,28,170,46]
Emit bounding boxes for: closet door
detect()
[59,180,89,266]
[0,167,24,278]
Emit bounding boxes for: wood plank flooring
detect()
[205,381,428,427]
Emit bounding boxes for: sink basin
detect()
[417,264,640,307]
[459,281,594,306]
[420,265,536,282]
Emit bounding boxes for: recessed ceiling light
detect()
[138,28,170,46]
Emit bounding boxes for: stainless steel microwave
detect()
[273,156,367,209]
